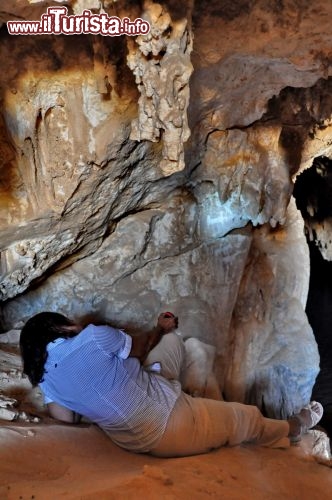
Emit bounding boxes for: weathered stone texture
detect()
[193,125,292,235]
[224,199,318,417]
[128,1,193,175]
[1,0,332,417]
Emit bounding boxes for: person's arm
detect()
[129,312,178,362]
[47,402,81,424]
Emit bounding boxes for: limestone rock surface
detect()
[224,199,318,417]
[1,0,332,417]
[128,1,193,175]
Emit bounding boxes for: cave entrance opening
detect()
[293,156,332,437]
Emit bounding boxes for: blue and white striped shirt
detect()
[39,324,181,452]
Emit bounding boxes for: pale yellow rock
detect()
[1,0,331,420]
[127,2,193,175]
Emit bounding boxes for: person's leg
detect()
[144,333,185,381]
[150,394,323,458]
[150,393,288,457]
[180,338,222,400]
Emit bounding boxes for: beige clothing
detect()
[145,333,290,457]
[144,331,185,380]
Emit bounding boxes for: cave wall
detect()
[1,0,332,417]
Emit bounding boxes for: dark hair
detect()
[20,312,79,386]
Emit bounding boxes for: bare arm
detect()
[129,313,178,362]
[47,402,81,424]
[129,326,163,361]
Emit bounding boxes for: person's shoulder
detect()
[84,323,120,333]
[84,324,124,337]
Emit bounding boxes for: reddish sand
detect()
[0,331,331,499]
[0,417,332,499]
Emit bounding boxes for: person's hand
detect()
[130,313,179,363]
[157,312,178,334]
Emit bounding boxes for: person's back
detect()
[40,323,181,451]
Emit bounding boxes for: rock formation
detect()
[1,0,332,418]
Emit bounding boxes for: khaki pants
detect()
[145,333,290,457]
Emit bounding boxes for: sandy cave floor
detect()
[1,423,332,500]
[1,331,332,500]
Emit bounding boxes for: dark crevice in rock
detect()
[262,78,332,174]
[294,156,332,222]
[306,240,332,438]
[293,159,332,437]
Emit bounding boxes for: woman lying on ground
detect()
[19,311,323,457]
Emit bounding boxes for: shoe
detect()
[289,401,324,443]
